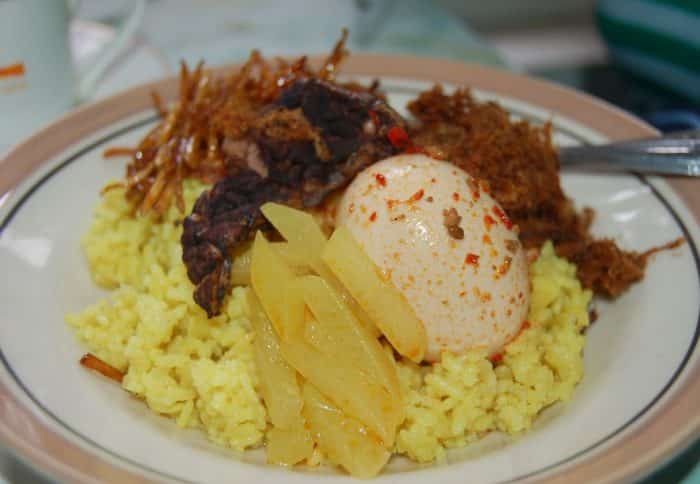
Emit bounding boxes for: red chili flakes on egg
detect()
[408,189,424,203]
[452,192,460,201]
[483,234,492,245]
[484,215,496,231]
[465,253,480,266]
[387,189,425,209]
[369,211,377,222]
[492,205,513,230]
[466,177,481,200]
[374,173,387,187]
[490,352,504,364]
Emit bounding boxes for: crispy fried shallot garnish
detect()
[80,353,124,383]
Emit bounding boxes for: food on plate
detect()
[248,291,313,465]
[322,226,427,362]
[103,30,354,215]
[68,187,591,473]
[68,181,269,451]
[336,154,529,362]
[250,219,404,446]
[66,34,678,478]
[407,87,675,297]
[180,77,404,317]
[79,352,124,382]
[303,382,390,479]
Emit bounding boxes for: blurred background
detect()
[71,0,699,131]
[1,0,698,481]
[1,0,699,155]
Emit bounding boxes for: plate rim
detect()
[0,53,698,484]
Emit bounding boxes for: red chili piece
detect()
[408,189,424,203]
[369,211,377,222]
[374,173,387,187]
[386,125,427,154]
[388,126,411,149]
[493,205,513,230]
[465,253,480,266]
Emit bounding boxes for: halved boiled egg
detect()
[337,154,530,362]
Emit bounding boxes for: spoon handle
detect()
[559,129,700,176]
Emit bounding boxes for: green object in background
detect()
[596,0,700,101]
[642,437,700,483]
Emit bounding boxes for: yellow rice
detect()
[67,180,591,461]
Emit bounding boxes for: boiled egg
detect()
[337,154,530,362]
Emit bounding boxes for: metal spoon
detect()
[559,129,700,176]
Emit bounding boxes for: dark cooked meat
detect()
[182,172,296,315]
[182,78,403,316]
[407,85,661,298]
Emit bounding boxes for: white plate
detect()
[0,56,698,484]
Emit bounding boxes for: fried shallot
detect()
[80,353,124,383]
[106,31,353,216]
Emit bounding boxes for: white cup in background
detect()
[0,0,145,154]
